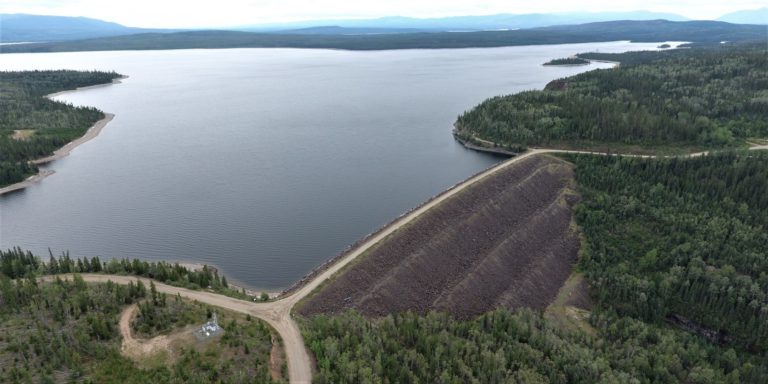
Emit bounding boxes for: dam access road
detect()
[41,144,768,383]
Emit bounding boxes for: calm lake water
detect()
[0,42,672,289]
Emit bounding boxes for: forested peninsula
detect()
[0,70,122,188]
[543,57,590,65]
[455,43,768,154]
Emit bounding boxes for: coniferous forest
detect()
[304,309,766,383]
[0,251,281,383]
[0,70,121,187]
[543,57,590,66]
[455,43,768,153]
[569,151,768,352]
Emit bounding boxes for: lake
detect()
[0,41,673,289]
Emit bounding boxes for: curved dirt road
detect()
[40,148,548,383]
[41,144,768,383]
[119,304,174,360]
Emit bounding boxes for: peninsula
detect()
[0,70,122,192]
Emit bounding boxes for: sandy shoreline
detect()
[0,170,56,195]
[0,77,126,196]
[177,261,279,298]
[0,113,114,196]
[32,113,115,165]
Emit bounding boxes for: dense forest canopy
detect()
[567,151,768,352]
[456,44,768,153]
[0,70,121,187]
[303,309,767,383]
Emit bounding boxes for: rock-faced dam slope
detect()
[298,154,581,318]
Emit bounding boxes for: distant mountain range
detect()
[270,26,426,35]
[241,11,690,32]
[717,7,768,24]
[0,14,178,42]
[1,8,766,44]
[2,20,764,54]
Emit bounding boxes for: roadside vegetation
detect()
[121,299,281,383]
[1,247,251,300]
[0,70,121,187]
[0,257,281,383]
[456,44,768,153]
[131,281,207,338]
[303,309,766,383]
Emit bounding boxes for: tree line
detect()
[0,70,121,187]
[455,43,768,152]
[567,150,768,352]
[1,20,765,53]
[303,308,767,383]
[0,247,244,299]
[543,57,589,65]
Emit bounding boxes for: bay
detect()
[0,41,674,289]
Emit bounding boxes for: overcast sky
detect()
[1,0,765,28]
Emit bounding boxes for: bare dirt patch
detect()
[298,155,581,319]
[269,334,286,381]
[10,129,35,140]
[119,303,199,366]
[546,272,596,336]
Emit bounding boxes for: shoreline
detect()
[0,76,126,196]
[0,113,114,196]
[45,76,127,99]
[177,261,280,298]
[0,170,56,195]
[278,150,519,298]
[452,131,518,157]
[32,113,115,165]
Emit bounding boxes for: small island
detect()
[658,43,672,48]
[542,57,590,66]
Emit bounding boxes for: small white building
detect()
[195,311,224,340]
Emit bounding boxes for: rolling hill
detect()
[0,13,177,42]
[242,11,690,32]
[1,20,764,53]
[717,7,768,24]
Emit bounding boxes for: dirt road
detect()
[41,148,547,383]
[41,144,768,383]
[119,303,173,360]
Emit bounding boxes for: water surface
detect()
[0,42,672,289]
